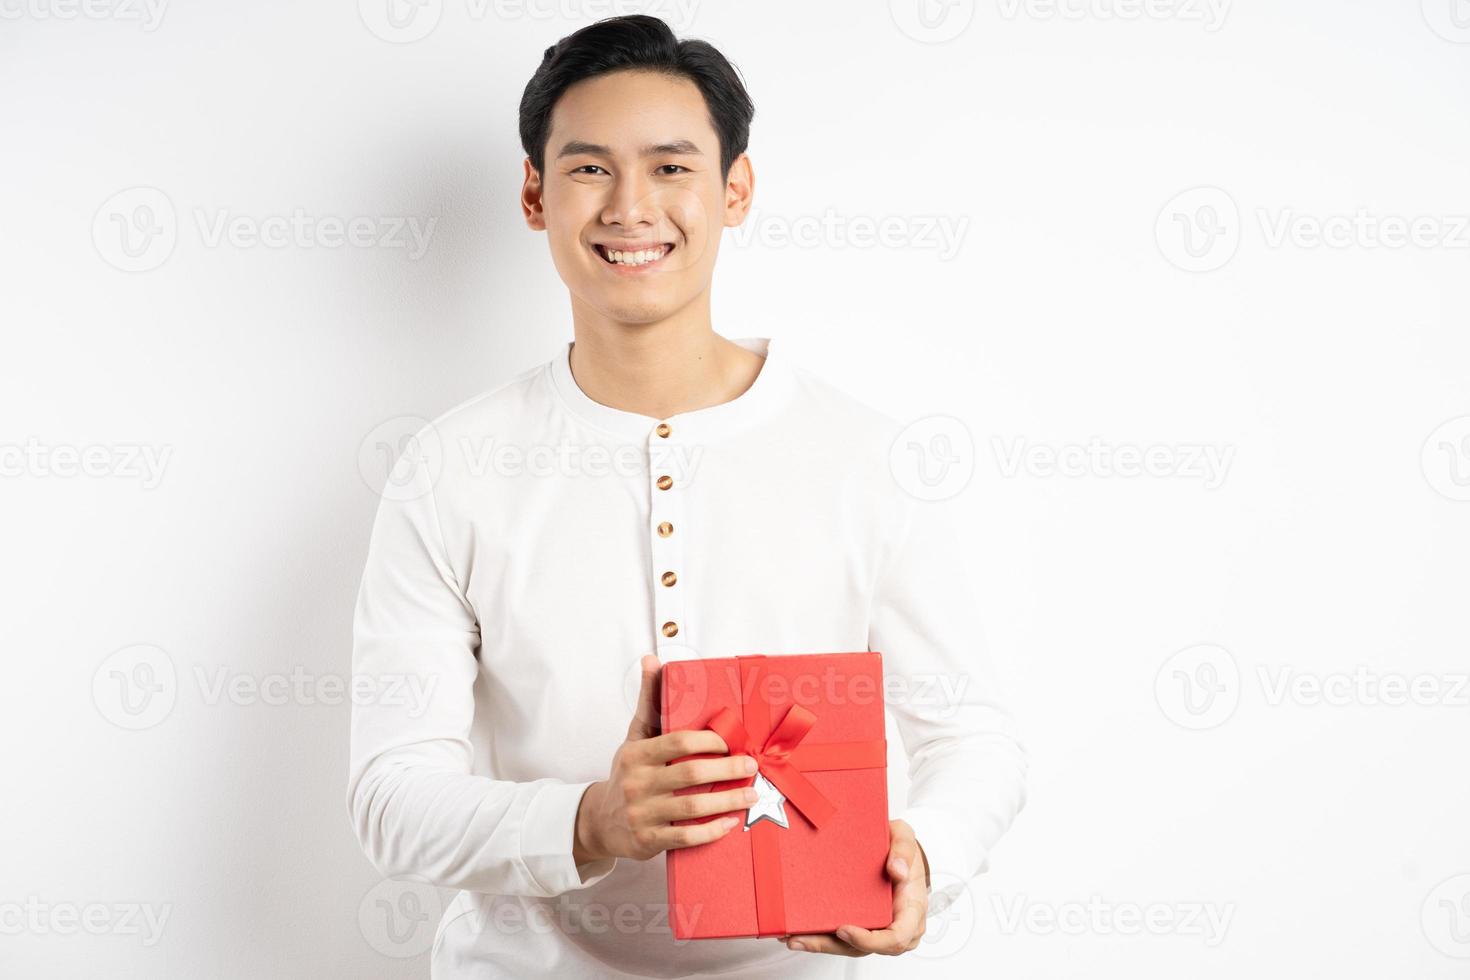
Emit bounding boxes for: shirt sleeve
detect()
[868,485,1028,916]
[347,432,618,897]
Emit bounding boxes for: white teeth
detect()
[602,245,668,266]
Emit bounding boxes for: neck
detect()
[566,298,765,419]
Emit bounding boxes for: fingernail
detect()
[892,857,909,878]
[744,756,757,773]
[788,940,805,951]
[743,787,759,802]
[835,928,850,942]
[721,816,740,829]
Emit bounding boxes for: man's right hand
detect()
[573,654,758,864]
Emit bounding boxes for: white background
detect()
[3,1,1469,977]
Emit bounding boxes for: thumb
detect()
[626,653,662,740]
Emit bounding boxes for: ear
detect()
[722,152,755,228]
[522,158,546,231]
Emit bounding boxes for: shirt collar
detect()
[548,335,795,445]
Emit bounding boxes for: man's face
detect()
[523,70,750,325]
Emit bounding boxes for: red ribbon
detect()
[694,655,886,936]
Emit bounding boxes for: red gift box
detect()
[660,651,894,940]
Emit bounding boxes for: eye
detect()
[572,165,608,176]
[656,165,690,175]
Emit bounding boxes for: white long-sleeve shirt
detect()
[348,335,1027,979]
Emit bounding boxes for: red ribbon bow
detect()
[707,701,841,828]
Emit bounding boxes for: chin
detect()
[598,299,675,324]
[584,282,689,325]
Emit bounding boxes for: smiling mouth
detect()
[593,243,675,268]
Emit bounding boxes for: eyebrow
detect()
[555,139,705,159]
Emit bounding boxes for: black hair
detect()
[518,14,755,183]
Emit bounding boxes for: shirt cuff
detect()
[896,805,980,918]
[519,780,618,895]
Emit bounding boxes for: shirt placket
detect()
[648,420,687,656]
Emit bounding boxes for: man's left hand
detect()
[776,818,929,957]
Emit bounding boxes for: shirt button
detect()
[662,621,679,638]
[656,475,673,491]
[655,422,672,438]
[661,570,677,587]
[657,521,673,537]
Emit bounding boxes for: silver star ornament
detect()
[743,770,790,831]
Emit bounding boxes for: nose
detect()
[601,173,659,229]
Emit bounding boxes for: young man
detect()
[348,15,1026,979]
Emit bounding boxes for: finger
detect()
[641,727,730,764]
[653,754,757,791]
[646,814,742,851]
[886,834,929,914]
[892,845,931,919]
[625,654,662,740]
[834,888,926,956]
[649,785,757,823]
[782,933,868,956]
[887,838,926,899]
[833,842,928,955]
